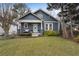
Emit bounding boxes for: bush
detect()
[44,31,59,36]
[74,35,79,43]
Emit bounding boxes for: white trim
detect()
[58,23,60,32]
[44,21,60,31]
[19,20,42,23]
[41,21,43,30]
[45,23,48,31]
[18,22,21,29]
[44,21,58,23]
[45,23,53,31]
[48,23,53,31]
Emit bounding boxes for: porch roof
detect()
[19,20,42,23]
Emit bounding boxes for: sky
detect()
[27,3,47,12]
[27,3,60,19]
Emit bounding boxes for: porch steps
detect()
[32,33,41,37]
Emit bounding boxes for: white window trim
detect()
[19,20,42,23]
[45,23,48,31]
[44,21,58,23]
[45,23,53,31]
[44,21,60,32]
[24,23,28,28]
[48,23,53,31]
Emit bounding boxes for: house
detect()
[17,9,60,36]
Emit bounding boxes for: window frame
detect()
[24,23,28,28]
[45,23,48,31]
[37,14,43,19]
[45,23,53,31]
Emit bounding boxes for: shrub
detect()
[44,31,59,36]
[74,35,79,43]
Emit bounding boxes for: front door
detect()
[33,24,38,33]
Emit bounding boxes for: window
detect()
[24,23,28,28]
[45,23,53,31]
[38,14,43,19]
[49,24,52,30]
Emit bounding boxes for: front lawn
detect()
[0,36,79,56]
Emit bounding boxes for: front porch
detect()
[18,22,43,36]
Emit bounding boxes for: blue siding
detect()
[34,10,57,21]
[20,14,40,20]
[18,10,59,34]
[53,22,58,32]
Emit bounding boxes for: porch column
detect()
[58,22,60,32]
[41,21,43,34]
[18,22,21,34]
[18,22,21,29]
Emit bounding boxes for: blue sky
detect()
[27,3,47,11]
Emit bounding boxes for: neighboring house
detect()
[0,22,5,35]
[0,20,18,35]
[0,26,5,35]
[9,22,18,35]
[17,9,60,36]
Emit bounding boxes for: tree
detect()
[12,3,30,18]
[47,3,79,39]
[0,3,30,36]
[0,3,14,36]
[47,3,69,39]
[61,3,79,38]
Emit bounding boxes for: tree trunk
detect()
[70,18,74,38]
[4,31,9,37]
[61,4,69,39]
[61,20,69,39]
[2,19,10,37]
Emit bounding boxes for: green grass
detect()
[0,36,79,56]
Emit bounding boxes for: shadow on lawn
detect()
[0,35,40,40]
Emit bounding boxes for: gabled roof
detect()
[19,12,41,20]
[34,9,58,21]
[18,9,58,21]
